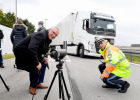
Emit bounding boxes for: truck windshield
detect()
[90,19,116,36]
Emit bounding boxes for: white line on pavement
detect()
[5,55,71,62]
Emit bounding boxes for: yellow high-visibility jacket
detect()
[99,42,131,78]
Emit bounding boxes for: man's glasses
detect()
[51,29,58,37]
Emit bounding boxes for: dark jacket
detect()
[37,26,46,32]
[14,30,51,74]
[0,29,4,46]
[10,24,28,49]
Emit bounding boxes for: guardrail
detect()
[120,49,140,62]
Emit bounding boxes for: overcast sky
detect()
[0,0,140,46]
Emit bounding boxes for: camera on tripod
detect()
[43,49,71,100]
[42,49,67,69]
[47,49,67,62]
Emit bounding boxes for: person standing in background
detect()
[0,29,4,68]
[10,20,28,50]
[37,21,46,32]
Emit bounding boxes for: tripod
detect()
[44,61,71,100]
[0,74,10,91]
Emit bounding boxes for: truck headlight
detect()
[90,44,94,49]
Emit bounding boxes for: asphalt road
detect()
[0,55,140,100]
[0,56,73,100]
[65,55,140,100]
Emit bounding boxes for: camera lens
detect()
[50,49,67,61]
[50,50,58,59]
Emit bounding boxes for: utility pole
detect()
[15,0,17,23]
[45,19,48,28]
[0,4,3,11]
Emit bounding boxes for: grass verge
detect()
[2,54,15,59]
[2,54,140,65]
[125,55,140,64]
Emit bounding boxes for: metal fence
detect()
[120,49,140,62]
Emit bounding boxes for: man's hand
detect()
[43,57,48,64]
[36,62,42,70]
[100,75,104,80]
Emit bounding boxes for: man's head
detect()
[38,21,44,28]
[48,27,59,40]
[96,38,108,50]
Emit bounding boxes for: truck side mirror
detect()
[83,19,89,30]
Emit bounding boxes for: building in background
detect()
[0,25,13,55]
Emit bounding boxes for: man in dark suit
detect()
[14,27,59,94]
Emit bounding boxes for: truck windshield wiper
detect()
[96,28,104,31]
[104,29,115,32]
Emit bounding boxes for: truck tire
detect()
[79,45,84,58]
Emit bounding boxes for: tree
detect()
[0,10,5,25]
[4,12,15,28]
[22,19,35,34]
[0,10,35,34]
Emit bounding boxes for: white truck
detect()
[50,11,116,57]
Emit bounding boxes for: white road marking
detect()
[6,55,71,62]
[130,62,140,66]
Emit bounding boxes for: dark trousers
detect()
[29,63,46,88]
[0,46,3,66]
[98,64,125,88]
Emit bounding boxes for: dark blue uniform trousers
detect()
[0,46,3,66]
[29,63,46,88]
[98,64,125,88]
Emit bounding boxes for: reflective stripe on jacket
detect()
[99,42,131,78]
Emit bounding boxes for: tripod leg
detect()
[61,71,71,99]
[59,71,62,99]
[61,82,65,100]
[0,75,10,91]
[59,72,65,100]
[44,70,58,100]
[14,64,16,68]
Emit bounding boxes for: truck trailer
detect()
[50,11,116,57]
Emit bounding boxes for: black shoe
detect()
[0,65,5,68]
[102,85,114,88]
[102,85,120,89]
[118,81,130,93]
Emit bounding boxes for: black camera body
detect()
[48,49,67,62]
[42,49,67,69]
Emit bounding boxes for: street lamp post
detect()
[45,19,48,28]
[15,0,17,23]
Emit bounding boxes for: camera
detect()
[48,49,67,61]
[42,49,67,69]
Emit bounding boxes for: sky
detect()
[0,0,140,46]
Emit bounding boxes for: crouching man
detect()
[96,38,131,93]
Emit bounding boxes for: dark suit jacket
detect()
[14,30,51,74]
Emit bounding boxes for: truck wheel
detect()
[79,45,84,58]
